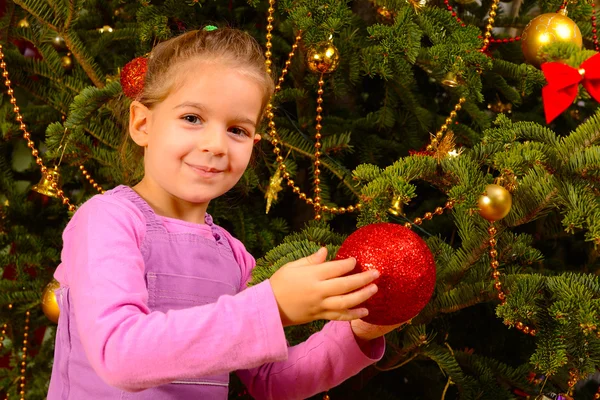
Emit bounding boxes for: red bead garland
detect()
[443,0,466,27]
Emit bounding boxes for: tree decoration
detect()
[521,10,582,67]
[98,25,114,33]
[41,279,60,323]
[488,100,513,113]
[17,19,29,28]
[307,41,340,74]
[478,184,512,221]
[32,166,62,198]
[51,36,68,52]
[61,53,74,71]
[265,169,283,214]
[541,53,600,123]
[388,196,405,216]
[335,223,437,325]
[376,6,396,23]
[406,0,428,12]
[0,44,77,211]
[120,56,148,99]
[433,131,458,163]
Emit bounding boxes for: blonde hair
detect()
[121,27,273,181]
[139,27,274,114]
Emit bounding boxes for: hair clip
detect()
[203,25,218,32]
[120,56,148,100]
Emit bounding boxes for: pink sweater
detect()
[48,189,384,399]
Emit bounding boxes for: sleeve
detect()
[236,321,385,400]
[225,236,386,400]
[58,196,288,392]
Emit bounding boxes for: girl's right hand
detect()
[269,247,380,327]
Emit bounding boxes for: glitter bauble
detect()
[41,279,61,323]
[307,42,340,74]
[521,12,582,67]
[478,184,512,221]
[335,223,436,325]
[120,56,148,99]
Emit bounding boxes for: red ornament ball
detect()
[120,56,148,99]
[335,223,436,325]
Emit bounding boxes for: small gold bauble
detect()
[478,184,512,221]
[41,279,61,323]
[17,19,30,28]
[61,55,73,70]
[52,36,68,52]
[521,12,582,67]
[307,42,340,74]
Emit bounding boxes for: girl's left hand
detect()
[350,319,404,342]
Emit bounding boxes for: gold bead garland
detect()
[426,0,500,153]
[488,225,536,337]
[312,76,326,220]
[1,308,7,400]
[396,200,455,229]
[79,165,105,194]
[0,45,80,211]
[263,3,361,217]
[0,46,104,208]
[481,0,501,52]
[426,98,465,152]
[265,0,276,76]
[18,310,30,400]
[275,34,302,93]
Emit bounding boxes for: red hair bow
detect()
[541,53,600,124]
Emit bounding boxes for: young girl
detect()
[48,27,398,400]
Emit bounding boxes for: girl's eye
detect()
[183,115,202,124]
[229,127,250,137]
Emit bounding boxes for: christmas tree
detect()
[1,0,600,398]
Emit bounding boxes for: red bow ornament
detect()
[541,52,600,124]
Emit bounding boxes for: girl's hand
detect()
[269,247,380,327]
[350,319,403,342]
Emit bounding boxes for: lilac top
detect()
[47,186,384,399]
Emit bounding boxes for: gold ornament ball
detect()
[307,42,340,74]
[478,184,512,221]
[52,36,68,52]
[521,12,582,67]
[61,55,73,70]
[41,279,61,323]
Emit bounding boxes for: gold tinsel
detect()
[265,169,283,214]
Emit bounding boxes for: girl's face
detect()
[129,60,263,218]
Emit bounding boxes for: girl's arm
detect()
[236,320,384,400]
[221,230,385,400]
[59,196,290,392]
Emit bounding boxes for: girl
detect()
[48,27,398,400]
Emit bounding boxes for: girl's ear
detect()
[129,101,151,147]
[253,133,261,144]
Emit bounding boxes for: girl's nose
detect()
[199,129,227,156]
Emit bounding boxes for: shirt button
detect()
[214,233,221,241]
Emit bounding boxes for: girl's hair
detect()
[139,27,274,114]
[121,27,273,182]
